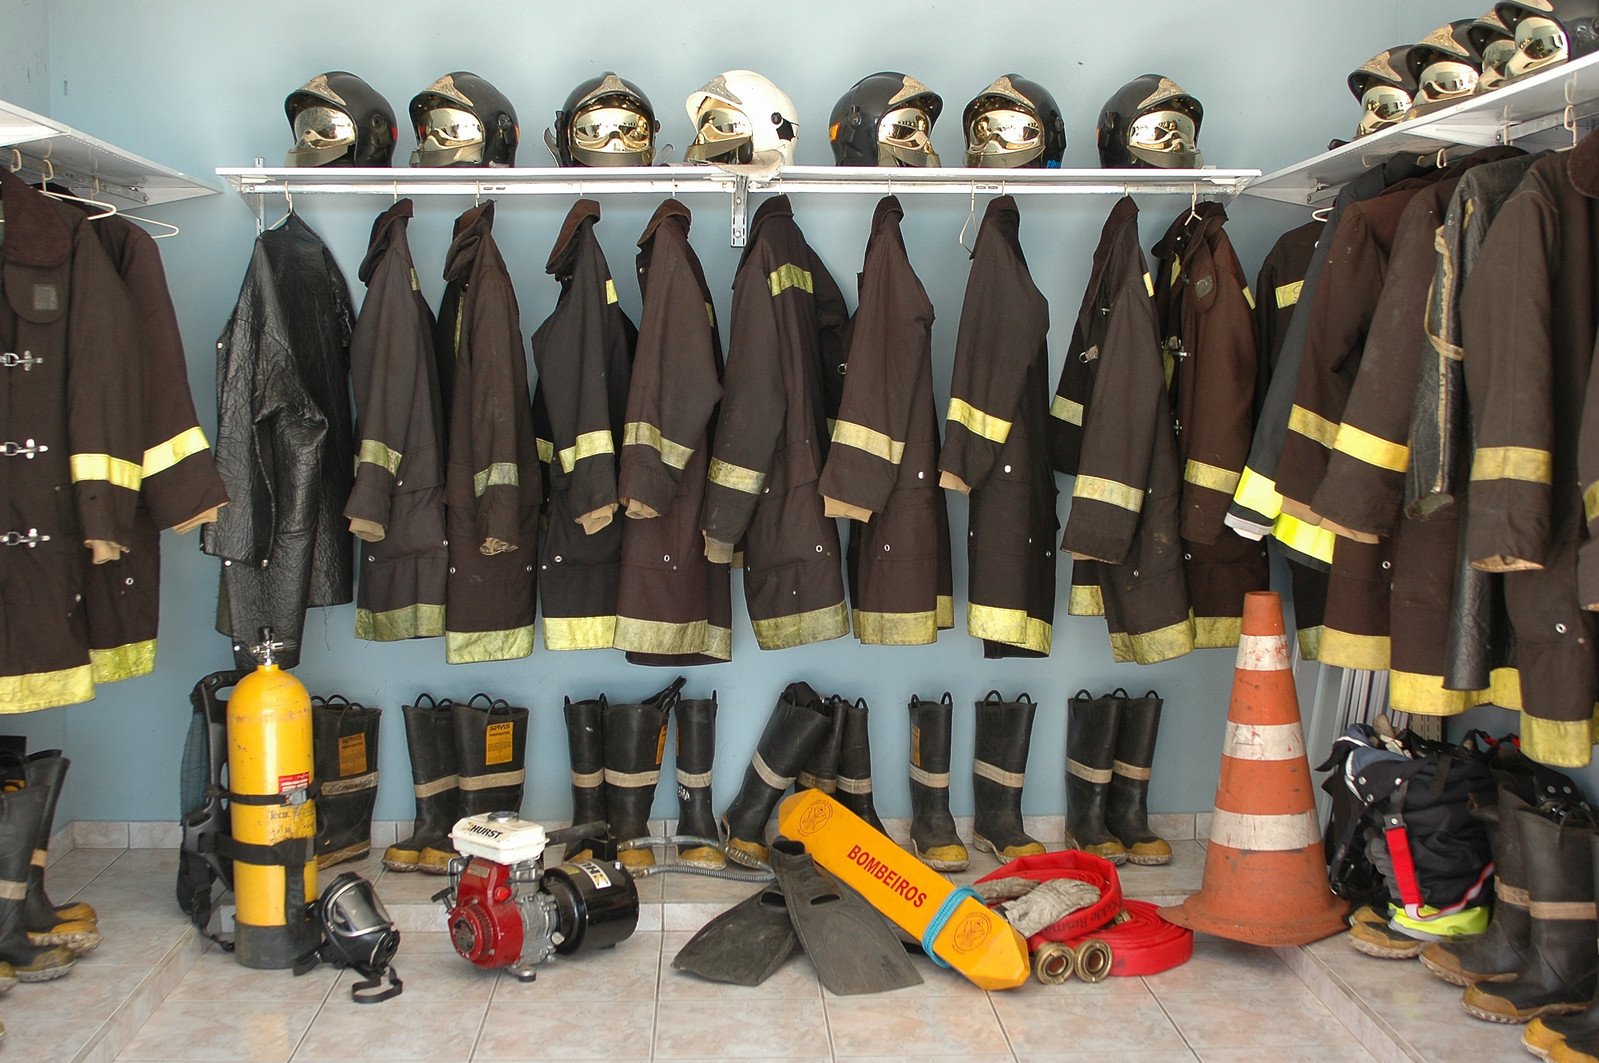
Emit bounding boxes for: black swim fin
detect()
[670,885,798,987]
[768,836,923,996]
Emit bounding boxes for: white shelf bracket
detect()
[729,175,749,248]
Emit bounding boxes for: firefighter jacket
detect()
[1151,202,1267,649]
[940,196,1055,658]
[203,212,354,671]
[614,199,730,665]
[0,169,145,712]
[701,195,850,650]
[1464,141,1599,768]
[437,203,540,663]
[1254,220,1327,660]
[531,201,633,651]
[1054,196,1193,665]
[1228,157,1425,565]
[344,199,447,644]
[819,196,954,646]
[80,211,227,686]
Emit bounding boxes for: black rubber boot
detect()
[1464,805,1597,1024]
[909,693,968,872]
[311,696,381,870]
[444,695,530,874]
[836,698,886,834]
[1105,690,1171,866]
[0,786,75,982]
[604,680,681,870]
[1524,833,1599,1060]
[1422,788,1534,986]
[674,695,722,868]
[384,695,460,874]
[722,683,833,863]
[16,755,98,955]
[561,695,607,861]
[1065,689,1127,865]
[972,692,1045,860]
[796,695,846,796]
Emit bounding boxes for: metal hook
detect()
[1186,185,1200,224]
[38,157,54,189]
[474,182,482,208]
[1565,104,1580,149]
[8,148,19,173]
[392,181,399,205]
[958,183,978,255]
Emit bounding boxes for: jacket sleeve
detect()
[345,261,426,542]
[1061,267,1164,564]
[66,225,145,560]
[1580,341,1599,608]
[819,239,929,520]
[701,252,788,557]
[1462,186,1555,572]
[1180,253,1258,545]
[468,277,529,554]
[619,246,720,519]
[938,236,1043,495]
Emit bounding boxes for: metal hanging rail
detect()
[217,164,1260,246]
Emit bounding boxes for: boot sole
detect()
[28,929,100,955]
[911,841,969,872]
[1462,1000,1588,1025]
[971,834,1045,860]
[1417,952,1516,987]
[317,843,371,869]
[14,962,74,983]
[382,859,419,873]
[1346,933,1423,960]
[1124,853,1172,866]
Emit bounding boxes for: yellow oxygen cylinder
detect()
[227,628,317,969]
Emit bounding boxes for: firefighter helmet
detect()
[1407,21,1485,109]
[409,72,519,167]
[1494,0,1599,81]
[1469,10,1519,90]
[1348,47,1419,138]
[285,72,397,167]
[828,72,943,167]
[962,74,1066,168]
[547,73,658,167]
[684,70,799,168]
[1096,74,1205,169]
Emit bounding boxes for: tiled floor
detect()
[0,836,1539,1063]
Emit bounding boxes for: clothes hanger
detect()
[957,183,977,254]
[1185,186,1202,225]
[1311,204,1334,222]
[33,159,117,220]
[92,178,179,238]
[268,185,294,230]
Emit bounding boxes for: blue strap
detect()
[921,885,982,968]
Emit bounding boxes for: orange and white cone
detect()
[1161,591,1349,946]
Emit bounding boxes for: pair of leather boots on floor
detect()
[310,696,380,869]
[383,694,529,874]
[1066,689,1171,866]
[0,752,98,985]
[559,677,716,871]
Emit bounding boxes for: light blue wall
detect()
[0,0,49,114]
[16,0,1486,825]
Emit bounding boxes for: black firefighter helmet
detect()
[1469,9,1518,90]
[829,72,944,167]
[547,73,658,167]
[1096,74,1205,169]
[1407,21,1486,108]
[962,74,1066,168]
[1348,47,1420,138]
[285,72,397,167]
[1494,0,1599,80]
[409,72,519,167]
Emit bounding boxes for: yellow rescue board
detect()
[777,790,1030,991]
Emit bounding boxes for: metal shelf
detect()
[1247,51,1599,206]
[217,164,1260,246]
[1,98,217,211]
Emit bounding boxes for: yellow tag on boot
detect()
[485,722,514,765]
[337,733,367,777]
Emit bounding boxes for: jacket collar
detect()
[359,198,414,284]
[736,194,796,275]
[1570,130,1599,199]
[546,198,602,276]
[638,198,692,247]
[1076,196,1139,326]
[0,168,71,268]
[443,201,496,283]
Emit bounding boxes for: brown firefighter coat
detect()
[344,199,447,644]
[941,195,1056,659]
[1052,196,1193,665]
[1151,202,1268,649]
[701,195,851,651]
[81,211,227,685]
[1468,140,1599,768]
[0,168,145,712]
[531,201,633,651]
[820,196,953,645]
[437,203,540,664]
[615,200,730,666]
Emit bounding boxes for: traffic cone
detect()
[1160,591,1348,946]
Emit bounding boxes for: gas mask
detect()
[295,873,402,1003]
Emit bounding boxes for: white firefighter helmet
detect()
[684,70,799,169]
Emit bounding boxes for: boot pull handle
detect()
[1143,690,1158,699]
[909,695,921,707]
[1074,689,1093,700]
[853,697,867,710]
[649,676,688,711]
[982,690,1004,703]
[412,693,439,711]
[313,694,358,716]
[1016,693,1034,704]
[466,692,495,710]
[598,694,609,710]
[1110,687,1130,698]
[939,692,953,705]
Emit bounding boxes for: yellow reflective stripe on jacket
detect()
[1471,445,1552,485]
[1242,286,1256,310]
[1333,423,1408,473]
[536,438,554,464]
[142,425,210,478]
[768,264,813,297]
[708,457,765,494]
[946,397,1012,444]
[473,462,520,496]
[1232,465,1283,518]
[1287,404,1338,447]
[623,422,694,470]
[605,279,619,304]
[1275,280,1304,309]
[1184,458,1241,494]
[70,453,141,491]
[1074,474,1144,513]
[1273,511,1336,565]
[356,438,403,476]
[558,430,615,474]
[831,420,905,464]
[1585,480,1599,523]
[1050,394,1084,426]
